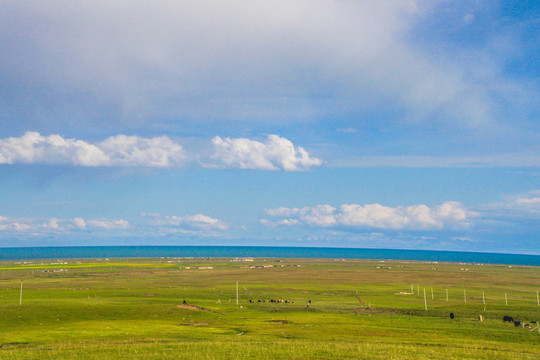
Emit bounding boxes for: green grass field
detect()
[0,257,538,359]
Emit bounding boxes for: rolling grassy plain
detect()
[0,257,538,359]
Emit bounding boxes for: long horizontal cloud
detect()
[0,132,185,167]
[209,135,322,171]
[263,201,473,230]
[0,216,130,233]
[0,132,321,170]
[0,212,228,238]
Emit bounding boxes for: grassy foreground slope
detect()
[0,258,538,359]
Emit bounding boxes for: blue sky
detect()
[0,1,538,253]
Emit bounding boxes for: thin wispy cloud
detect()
[1,1,534,133]
[0,215,130,234]
[0,212,228,239]
[479,190,540,219]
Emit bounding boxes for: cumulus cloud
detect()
[0,132,108,166]
[99,135,186,167]
[263,201,472,230]
[72,217,87,229]
[0,132,185,167]
[210,135,322,171]
[0,132,322,170]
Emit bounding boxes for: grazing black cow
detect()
[524,323,532,329]
[449,312,454,319]
[257,299,261,303]
[503,316,513,323]
[183,299,187,304]
[248,299,253,303]
[308,300,311,303]
[514,321,523,327]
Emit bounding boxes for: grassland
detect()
[0,257,538,359]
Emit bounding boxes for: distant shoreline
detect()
[0,246,539,266]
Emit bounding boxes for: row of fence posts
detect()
[412,284,540,310]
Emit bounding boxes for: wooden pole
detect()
[424,287,427,311]
[411,284,414,294]
[446,289,448,302]
[536,291,539,307]
[236,281,239,305]
[19,280,23,306]
[482,291,485,305]
[431,287,434,300]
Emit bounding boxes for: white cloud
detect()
[338,128,357,133]
[0,132,108,166]
[481,190,540,219]
[13,222,32,232]
[143,213,228,231]
[0,215,129,234]
[210,135,322,171]
[0,132,322,170]
[514,193,540,207]
[2,0,527,132]
[0,132,185,167]
[46,219,60,230]
[86,219,130,230]
[72,217,87,229]
[264,201,472,230]
[98,135,185,167]
[463,14,475,24]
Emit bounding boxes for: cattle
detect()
[183,299,187,304]
[503,316,513,323]
[514,321,523,327]
[524,323,532,329]
[257,299,261,303]
[478,315,484,322]
[449,312,454,319]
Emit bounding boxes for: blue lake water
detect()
[0,246,538,266]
